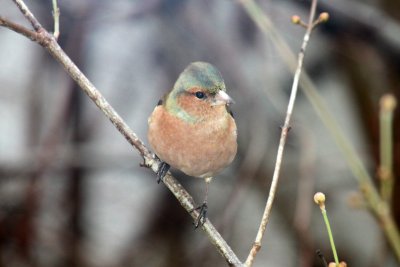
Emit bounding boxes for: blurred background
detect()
[1,0,400,266]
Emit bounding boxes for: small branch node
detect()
[380,94,397,112]
[312,12,330,29]
[314,192,326,210]
[291,15,308,28]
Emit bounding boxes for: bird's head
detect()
[165,62,234,123]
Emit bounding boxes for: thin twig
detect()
[314,193,340,265]
[239,0,400,262]
[1,1,243,266]
[12,0,43,31]
[316,249,329,267]
[0,16,40,41]
[52,0,60,39]
[244,0,319,266]
[379,94,396,204]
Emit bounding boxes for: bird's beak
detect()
[213,90,235,106]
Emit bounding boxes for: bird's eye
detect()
[195,91,205,99]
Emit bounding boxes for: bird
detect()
[147,61,237,227]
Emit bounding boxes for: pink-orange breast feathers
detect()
[148,103,237,178]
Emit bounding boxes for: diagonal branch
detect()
[12,0,43,31]
[1,0,243,266]
[0,16,41,41]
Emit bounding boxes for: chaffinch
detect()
[148,62,237,227]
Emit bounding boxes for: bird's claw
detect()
[191,202,208,228]
[156,161,170,183]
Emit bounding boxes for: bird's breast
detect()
[148,106,237,178]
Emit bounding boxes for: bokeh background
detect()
[1,0,400,266]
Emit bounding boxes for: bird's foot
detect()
[156,161,170,183]
[191,202,208,228]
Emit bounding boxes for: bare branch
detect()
[242,0,320,266]
[0,16,40,42]
[1,1,243,266]
[239,0,400,264]
[12,0,43,31]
